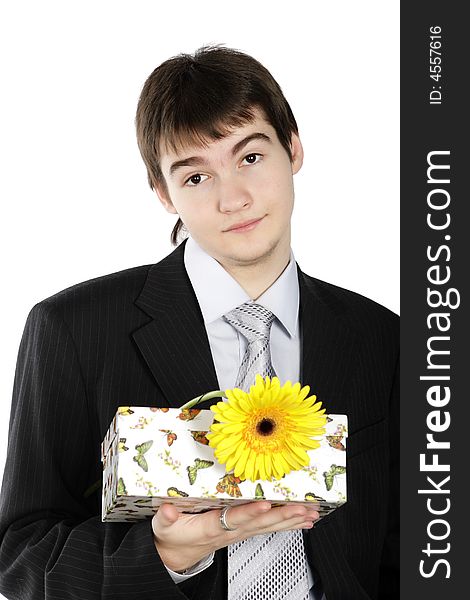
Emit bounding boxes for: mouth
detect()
[224,216,265,233]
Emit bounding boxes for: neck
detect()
[221,247,291,300]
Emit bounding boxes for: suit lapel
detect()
[298,267,359,415]
[132,240,220,408]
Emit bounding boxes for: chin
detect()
[223,241,279,266]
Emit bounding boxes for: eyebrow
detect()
[168,132,272,177]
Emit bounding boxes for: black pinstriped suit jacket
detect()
[0,239,399,600]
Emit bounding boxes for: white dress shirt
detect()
[165,237,323,598]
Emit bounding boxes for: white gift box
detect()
[101,406,348,522]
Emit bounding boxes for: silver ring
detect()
[219,506,237,531]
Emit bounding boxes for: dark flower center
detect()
[256,418,276,436]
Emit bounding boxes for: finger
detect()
[272,511,319,532]
[221,502,316,535]
[209,502,271,537]
[223,501,271,526]
[248,504,316,527]
[274,504,319,521]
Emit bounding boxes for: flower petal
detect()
[208,376,327,481]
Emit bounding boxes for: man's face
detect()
[156,109,303,271]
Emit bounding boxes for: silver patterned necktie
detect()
[223,302,310,600]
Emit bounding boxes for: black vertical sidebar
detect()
[401,3,467,598]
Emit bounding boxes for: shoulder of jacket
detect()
[31,264,154,316]
[299,270,399,336]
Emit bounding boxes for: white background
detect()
[0,2,399,596]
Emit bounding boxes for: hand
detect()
[152,501,319,573]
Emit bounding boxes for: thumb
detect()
[155,503,180,528]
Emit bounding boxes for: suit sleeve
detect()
[378,355,400,599]
[0,301,201,600]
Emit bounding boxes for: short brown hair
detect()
[135,45,298,245]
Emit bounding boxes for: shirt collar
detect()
[184,236,299,338]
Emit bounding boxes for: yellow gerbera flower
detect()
[206,375,327,482]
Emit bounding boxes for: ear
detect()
[154,181,178,215]
[290,133,304,175]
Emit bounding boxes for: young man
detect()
[0,47,399,599]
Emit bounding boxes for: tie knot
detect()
[223,302,275,344]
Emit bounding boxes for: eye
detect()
[185,173,209,187]
[242,153,262,165]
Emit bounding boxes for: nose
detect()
[217,176,253,213]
